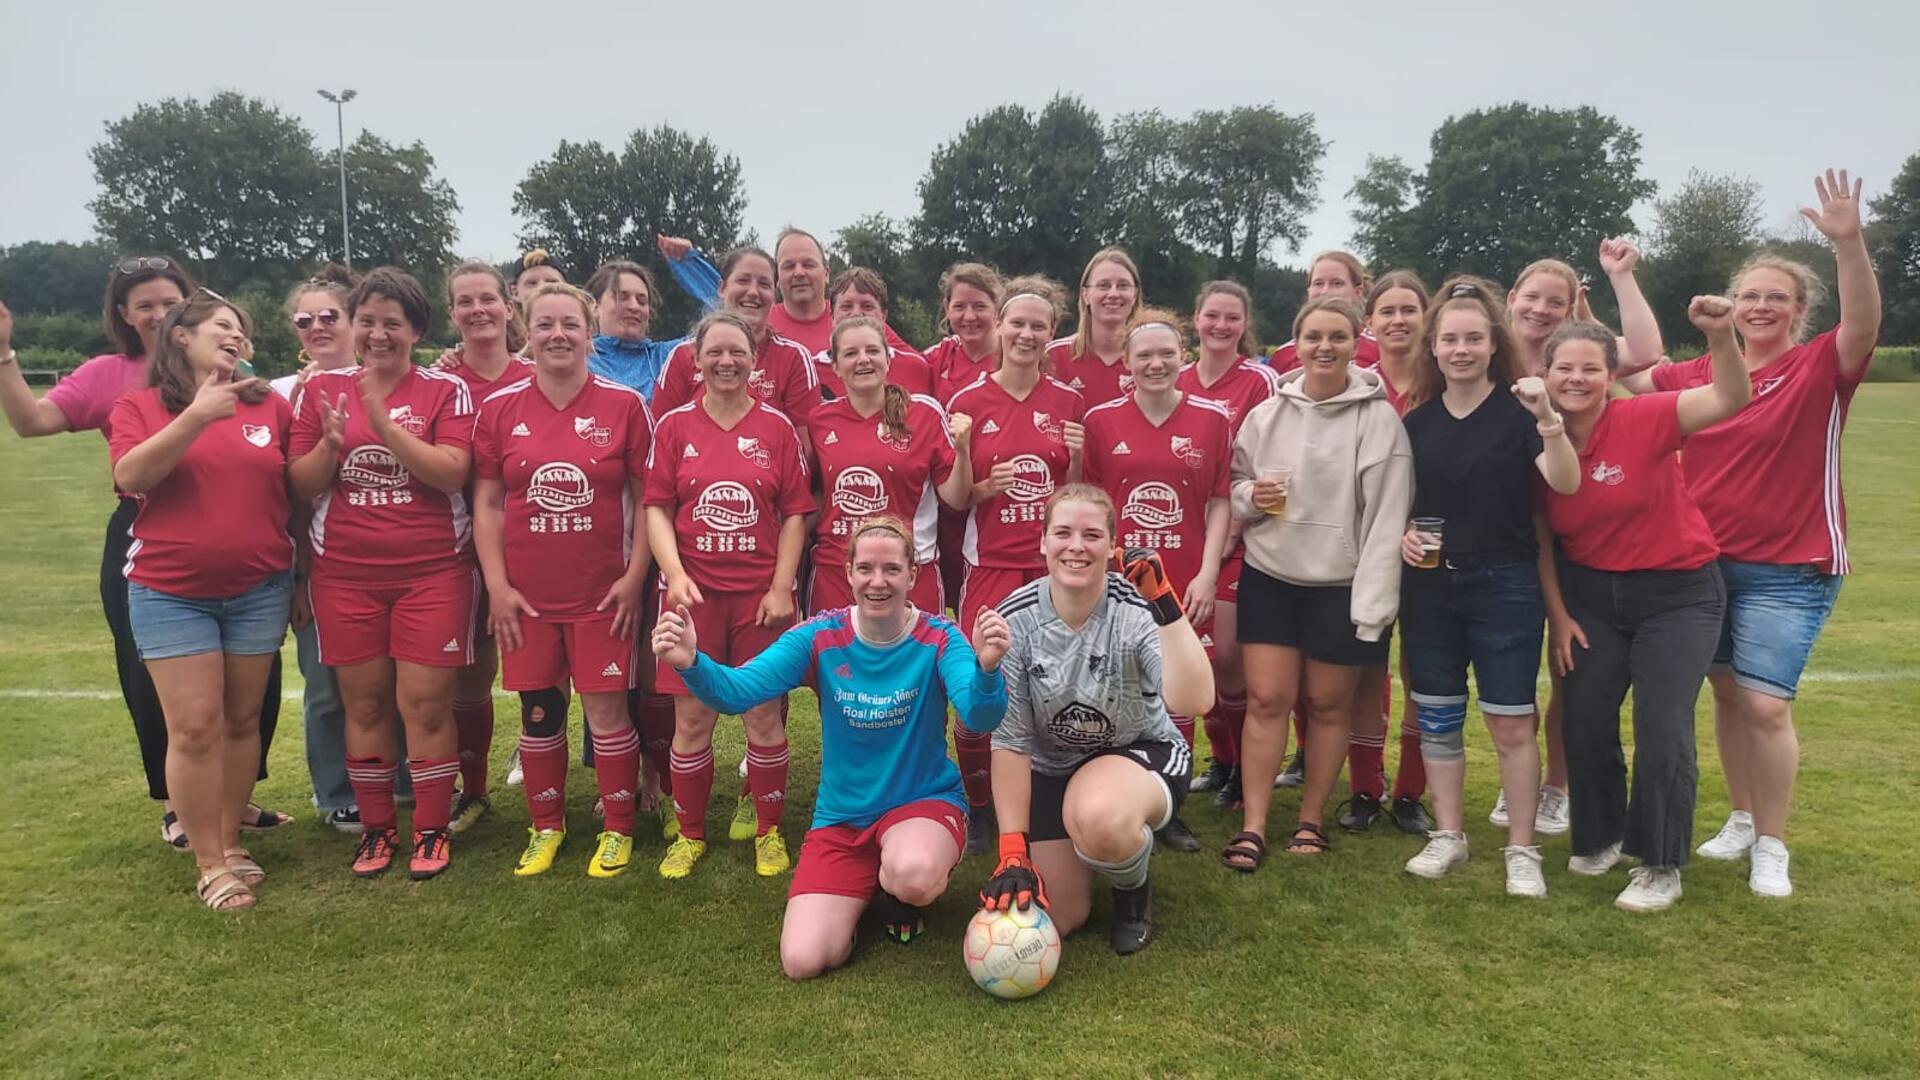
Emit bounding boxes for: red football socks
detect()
[670,745,715,841]
[345,755,397,832]
[954,728,993,809]
[591,727,641,836]
[408,755,460,832]
[519,730,569,832]
[746,739,789,836]
[453,701,493,799]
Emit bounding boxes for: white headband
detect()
[999,292,1050,315]
[1126,321,1178,341]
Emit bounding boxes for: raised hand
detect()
[432,346,467,372]
[947,411,973,449]
[1799,168,1863,242]
[971,608,1010,672]
[359,376,393,440]
[1061,419,1085,457]
[489,587,540,652]
[316,392,349,454]
[184,369,245,425]
[1597,236,1640,278]
[656,234,694,261]
[1510,375,1557,422]
[981,460,1018,498]
[1688,294,1736,336]
[651,602,699,669]
[1120,547,1185,627]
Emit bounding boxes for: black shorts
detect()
[1028,740,1191,844]
[1236,565,1392,666]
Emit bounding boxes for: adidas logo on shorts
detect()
[511,422,531,437]
[980,419,1000,433]
[442,638,461,653]
[601,661,622,677]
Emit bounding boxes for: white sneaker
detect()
[1749,835,1793,897]
[504,747,525,788]
[1504,844,1547,898]
[1534,785,1570,836]
[1696,810,1754,861]
[1488,790,1510,827]
[1404,831,1469,879]
[1615,866,1682,912]
[1568,841,1623,876]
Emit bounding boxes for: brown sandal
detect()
[197,869,256,911]
[1285,822,1330,855]
[1220,831,1267,872]
[225,848,266,887]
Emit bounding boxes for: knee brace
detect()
[519,687,568,738]
[1074,823,1154,891]
[1415,694,1468,763]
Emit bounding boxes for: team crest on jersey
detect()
[1119,373,1136,394]
[340,445,409,489]
[573,416,612,448]
[736,436,771,469]
[527,462,594,512]
[387,404,427,437]
[1031,410,1064,444]
[1006,454,1055,504]
[1170,435,1204,469]
[748,370,776,398]
[1590,462,1625,486]
[831,466,889,516]
[876,420,911,453]
[1048,702,1116,747]
[691,481,759,531]
[240,424,271,449]
[1123,482,1183,529]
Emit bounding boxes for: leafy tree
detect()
[89,92,327,291]
[0,240,119,313]
[512,140,631,279]
[1106,110,1212,306]
[1171,106,1325,275]
[1641,170,1765,346]
[833,213,914,297]
[323,133,460,289]
[1347,104,1656,286]
[1868,151,1920,344]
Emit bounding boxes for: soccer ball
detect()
[963,905,1061,1000]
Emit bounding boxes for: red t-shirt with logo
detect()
[108,388,295,598]
[1648,330,1866,572]
[767,305,913,360]
[644,401,815,593]
[809,395,956,569]
[1081,395,1233,591]
[1045,338,1130,407]
[1540,392,1719,572]
[926,336,998,406]
[1268,331,1383,374]
[472,374,653,618]
[1174,357,1281,437]
[290,366,476,583]
[814,347,936,400]
[445,356,534,401]
[652,333,821,422]
[945,374,1086,569]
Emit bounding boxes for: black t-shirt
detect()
[1403,387,1544,562]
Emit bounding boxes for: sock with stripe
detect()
[746,739,789,836]
[408,755,460,832]
[954,727,994,808]
[519,731,569,831]
[590,726,641,836]
[638,692,676,796]
[346,755,398,832]
[1348,730,1386,799]
[1205,691,1245,766]
[670,745,715,841]
[453,700,493,799]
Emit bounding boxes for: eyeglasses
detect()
[292,308,342,331]
[116,257,174,275]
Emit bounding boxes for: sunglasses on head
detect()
[1448,283,1482,299]
[292,308,342,331]
[116,257,174,275]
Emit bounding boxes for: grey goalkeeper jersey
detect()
[991,572,1183,776]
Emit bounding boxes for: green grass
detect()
[3,389,1918,1079]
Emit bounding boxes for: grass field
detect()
[2,388,1917,1079]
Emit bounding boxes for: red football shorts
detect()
[956,564,1046,638]
[501,612,637,694]
[311,565,477,668]
[654,586,795,697]
[789,798,967,899]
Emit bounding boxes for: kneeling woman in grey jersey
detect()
[979,484,1215,954]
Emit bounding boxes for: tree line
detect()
[5,90,1918,373]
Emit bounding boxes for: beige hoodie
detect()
[1230,366,1413,642]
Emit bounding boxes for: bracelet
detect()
[1537,421,1565,439]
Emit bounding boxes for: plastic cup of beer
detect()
[1412,517,1444,568]
[1260,467,1293,516]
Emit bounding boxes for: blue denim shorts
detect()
[128,570,293,661]
[1400,557,1545,714]
[1713,559,1843,699]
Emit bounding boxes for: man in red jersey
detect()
[766,228,913,358]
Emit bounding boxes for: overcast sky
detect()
[5,0,1918,274]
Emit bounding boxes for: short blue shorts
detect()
[1713,559,1843,700]
[128,570,293,661]
[1399,557,1544,715]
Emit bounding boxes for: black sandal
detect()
[160,810,190,850]
[1285,822,1330,855]
[1220,831,1267,872]
[240,804,293,832]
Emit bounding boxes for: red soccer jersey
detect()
[926,336,998,406]
[1269,330,1383,374]
[1175,357,1281,437]
[108,388,294,598]
[652,333,821,423]
[444,355,534,402]
[767,305,914,359]
[1540,392,1719,573]
[809,394,957,569]
[644,400,815,593]
[946,374,1086,569]
[1648,330,1865,572]
[814,346,936,400]
[1081,394,1233,591]
[290,366,476,583]
[1046,338,1131,406]
[473,374,654,618]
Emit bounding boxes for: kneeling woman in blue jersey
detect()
[651,517,1009,980]
[979,484,1216,955]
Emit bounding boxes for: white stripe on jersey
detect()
[755,401,811,478]
[769,332,821,389]
[1187,395,1232,419]
[643,401,703,471]
[415,365,475,412]
[1824,394,1848,573]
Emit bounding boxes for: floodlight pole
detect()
[317,89,358,269]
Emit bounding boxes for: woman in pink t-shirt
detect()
[0,257,289,849]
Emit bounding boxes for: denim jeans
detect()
[1400,557,1545,714]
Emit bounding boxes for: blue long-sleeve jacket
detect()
[586,250,722,400]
